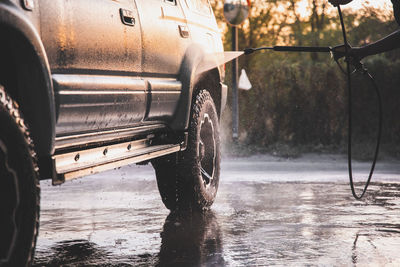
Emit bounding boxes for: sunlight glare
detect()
[296,0,391,18]
[297,0,310,18]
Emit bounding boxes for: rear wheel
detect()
[0,86,40,266]
[152,90,220,211]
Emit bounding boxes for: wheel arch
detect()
[170,44,226,131]
[0,3,56,177]
[194,69,225,119]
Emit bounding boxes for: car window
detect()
[185,0,212,16]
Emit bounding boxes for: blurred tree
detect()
[210,0,399,156]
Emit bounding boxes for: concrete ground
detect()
[33,153,400,266]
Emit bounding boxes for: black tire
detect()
[0,86,40,267]
[152,90,220,211]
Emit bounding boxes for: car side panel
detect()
[168,0,225,131]
[181,0,223,54]
[39,0,147,136]
[136,0,189,77]
[40,0,142,73]
[136,0,190,123]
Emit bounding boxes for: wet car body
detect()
[0,0,226,180]
[0,0,226,265]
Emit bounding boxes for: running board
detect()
[52,138,181,184]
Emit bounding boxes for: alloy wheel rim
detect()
[199,113,216,188]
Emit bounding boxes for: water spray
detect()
[243,6,383,200]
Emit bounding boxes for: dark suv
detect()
[0,0,227,265]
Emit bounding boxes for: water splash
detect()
[196,51,244,75]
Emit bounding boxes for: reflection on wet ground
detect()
[33,156,400,266]
[34,211,224,266]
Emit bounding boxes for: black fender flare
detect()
[170,44,224,131]
[0,2,55,156]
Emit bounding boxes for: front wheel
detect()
[0,86,40,266]
[152,90,220,211]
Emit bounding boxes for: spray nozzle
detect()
[244,48,256,55]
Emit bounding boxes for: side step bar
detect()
[52,138,181,184]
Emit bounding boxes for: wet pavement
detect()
[33,154,400,266]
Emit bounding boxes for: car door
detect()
[40,0,146,137]
[135,0,191,121]
[181,0,223,54]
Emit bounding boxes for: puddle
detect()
[33,161,400,266]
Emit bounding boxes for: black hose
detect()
[338,6,383,200]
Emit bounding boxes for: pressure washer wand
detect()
[244,45,360,72]
[244,46,332,55]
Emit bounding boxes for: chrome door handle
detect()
[120,8,135,26]
[178,25,189,38]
